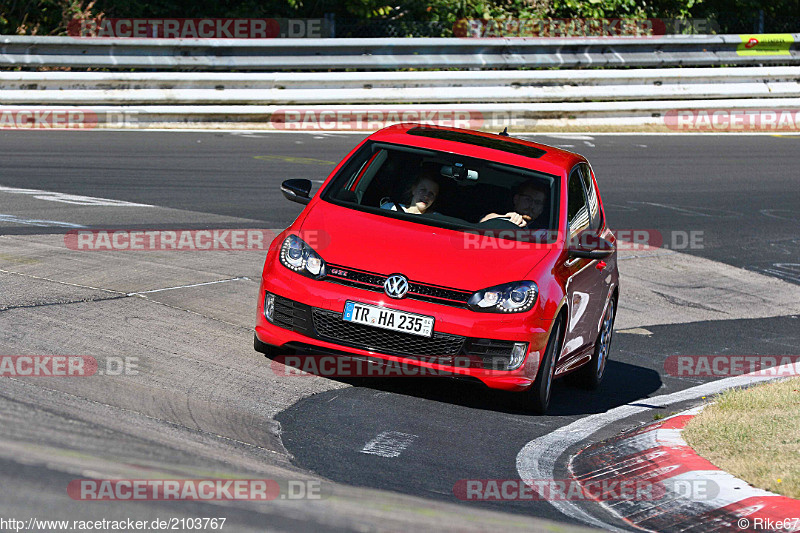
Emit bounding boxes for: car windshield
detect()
[321,141,560,242]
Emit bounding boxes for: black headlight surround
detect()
[279,234,327,280]
[467,281,538,314]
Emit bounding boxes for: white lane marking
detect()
[654,428,687,447]
[627,201,741,218]
[679,405,706,417]
[537,134,596,140]
[665,470,776,506]
[603,203,638,212]
[515,365,797,532]
[0,267,123,295]
[361,431,418,458]
[616,328,653,336]
[127,277,250,296]
[0,214,86,228]
[0,186,152,207]
[760,209,800,222]
[762,263,800,283]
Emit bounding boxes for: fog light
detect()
[264,292,275,322]
[508,342,528,370]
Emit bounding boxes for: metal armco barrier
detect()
[3,35,799,129]
[1,34,799,70]
[2,67,800,105]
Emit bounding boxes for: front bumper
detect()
[255,263,554,391]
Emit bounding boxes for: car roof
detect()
[366,123,586,177]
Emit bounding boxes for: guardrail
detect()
[2,35,799,130]
[2,67,800,104]
[1,34,799,70]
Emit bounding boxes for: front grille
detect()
[325,263,472,308]
[312,308,466,359]
[464,338,519,370]
[269,294,520,369]
[273,295,312,332]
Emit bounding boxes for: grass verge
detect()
[683,377,800,499]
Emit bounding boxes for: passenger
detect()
[382,170,441,215]
[480,180,548,228]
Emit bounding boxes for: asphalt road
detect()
[1,130,798,283]
[1,130,799,532]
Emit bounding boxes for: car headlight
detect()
[279,234,326,279]
[467,281,538,313]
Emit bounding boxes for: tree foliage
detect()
[2,0,798,35]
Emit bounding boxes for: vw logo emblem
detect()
[384,274,409,299]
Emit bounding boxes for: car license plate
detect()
[343,301,434,338]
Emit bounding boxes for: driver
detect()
[480,180,548,228]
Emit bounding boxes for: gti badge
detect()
[384,274,409,299]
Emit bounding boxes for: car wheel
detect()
[522,316,563,415]
[576,298,615,390]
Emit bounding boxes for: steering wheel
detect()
[477,216,525,230]
[379,196,405,212]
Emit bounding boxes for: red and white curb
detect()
[570,405,800,532]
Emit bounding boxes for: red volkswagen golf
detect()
[255,124,618,413]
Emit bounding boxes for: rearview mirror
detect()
[281,179,312,205]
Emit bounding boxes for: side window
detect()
[567,168,589,234]
[579,163,601,231]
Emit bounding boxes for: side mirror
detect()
[568,235,614,260]
[281,179,312,205]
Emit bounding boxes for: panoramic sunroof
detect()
[406,127,547,159]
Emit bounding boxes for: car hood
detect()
[299,201,556,291]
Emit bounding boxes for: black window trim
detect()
[406,127,547,159]
[567,164,591,236]
[319,140,562,237]
[579,162,605,232]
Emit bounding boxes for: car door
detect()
[579,162,614,330]
[556,165,603,375]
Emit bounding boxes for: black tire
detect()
[575,298,616,390]
[522,316,564,415]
